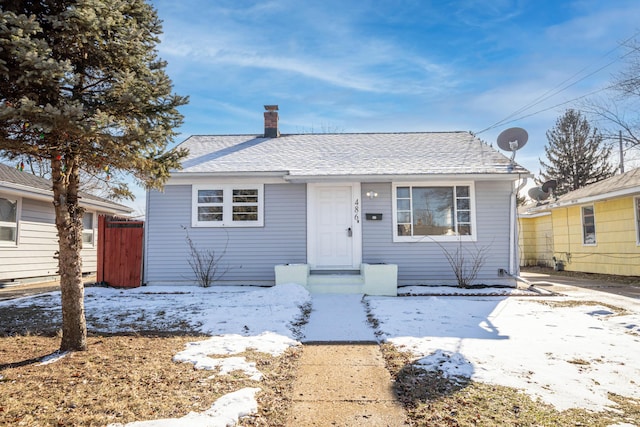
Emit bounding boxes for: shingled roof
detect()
[175,131,529,179]
[552,167,640,206]
[0,162,132,213]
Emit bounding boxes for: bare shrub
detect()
[436,240,489,288]
[182,226,229,287]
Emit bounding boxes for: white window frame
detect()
[82,211,95,247]
[392,182,477,242]
[581,205,597,246]
[635,197,640,246]
[192,184,264,227]
[0,195,20,246]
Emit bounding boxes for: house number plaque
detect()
[354,198,360,223]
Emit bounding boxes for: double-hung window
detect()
[393,183,475,241]
[82,212,95,246]
[192,184,264,227]
[581,205,596,245]
[0,196,18,245]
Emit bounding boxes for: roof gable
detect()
[175,132,529,178]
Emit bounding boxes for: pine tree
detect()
[0,0,188,351]
[539,109,613,196]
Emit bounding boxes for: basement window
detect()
[192,184,264,227]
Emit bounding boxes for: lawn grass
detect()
[380,343,640,427]
[0,335,300,426]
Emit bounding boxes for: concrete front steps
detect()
[274,263,398,296]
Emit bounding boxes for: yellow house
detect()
[519,168,640,276]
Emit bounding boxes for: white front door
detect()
[308,183,361,269]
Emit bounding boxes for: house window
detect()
[192,184,264,227]
[0,196,18,244]
[393,183,475,241]
[581,205,596,245]
[635,197,640,245]
[82,212,94,246]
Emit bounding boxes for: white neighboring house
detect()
[0,162,132,284]
[145,106,531,295]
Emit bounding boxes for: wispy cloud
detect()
[156,0,456,95]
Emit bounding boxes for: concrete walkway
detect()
[286,294,409,426]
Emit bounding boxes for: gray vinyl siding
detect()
[361,181,513,286]
[144,183,307,285]
[0,197,99,281]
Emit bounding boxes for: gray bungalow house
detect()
[144,106,530,295]
[0,162,132,284]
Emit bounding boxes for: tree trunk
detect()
[52,156,87,352]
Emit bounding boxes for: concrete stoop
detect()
[286,344,409,426]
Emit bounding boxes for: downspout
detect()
[142,189,150,286]
[509,176,527,276]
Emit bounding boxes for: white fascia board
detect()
[167,171,289,185]
[549,186,640,208]
[518,211,552,219]
[0,182,132,215]
[284,172,532,183]
[0,182,51,200]
[81,198,133,215]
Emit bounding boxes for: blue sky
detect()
[130,0,640,212]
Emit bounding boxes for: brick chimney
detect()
[263,105,280,138]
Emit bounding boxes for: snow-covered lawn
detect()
[2,284,310,426]
[3,282,640,424]
[369,294,640,412]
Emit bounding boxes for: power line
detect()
[479,85,615,131]
[475,30,640,135]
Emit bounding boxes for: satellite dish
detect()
[497,127,528,152]
[541,179,557,194]
[528,187,550,203]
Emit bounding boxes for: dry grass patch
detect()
[0,335,301,426]
[536,299,630,316]
[380,343,640,427]
[522,266,640,286]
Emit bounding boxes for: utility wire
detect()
[475,30,640,135]
[481,85,615,131]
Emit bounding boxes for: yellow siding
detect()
[550,196,640,276]
[519,214,553,267]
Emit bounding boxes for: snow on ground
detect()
[38,351,69,366]
[368,294,640,412]
[2,283,311,427]
[108,387,261,427]
[173,332,299,380]
[2,283,310,338]
[4,281,640,419]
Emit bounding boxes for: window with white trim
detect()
[581,205,596,245]
[635,197,640,245]
[393,183,475,241]
[82,212,95,246]
[192,184,264,227]
[0,196,18,244]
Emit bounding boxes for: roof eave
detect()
[167,170,531,184]
[549,185,640,208]
[0,181,132,215]
[284,172,532,183]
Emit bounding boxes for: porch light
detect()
[366,191,378,199]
